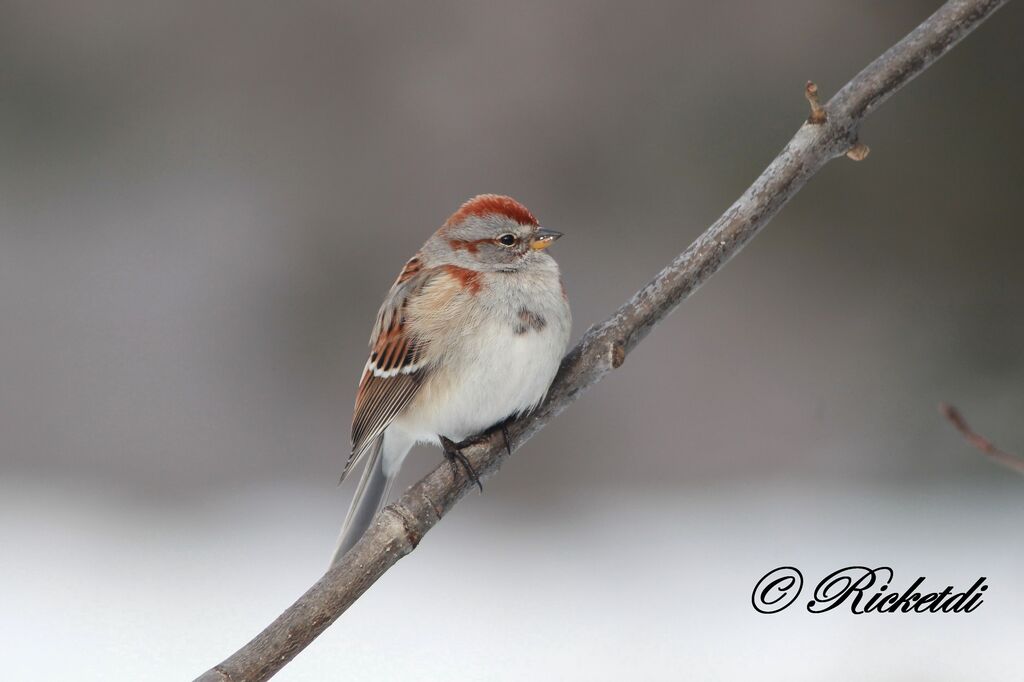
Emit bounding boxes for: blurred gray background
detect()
[2,1,1023,680]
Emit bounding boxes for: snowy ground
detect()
[3,476,1021,681]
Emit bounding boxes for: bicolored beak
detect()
[529,228,563,251]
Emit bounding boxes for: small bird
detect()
[331,195,571,564]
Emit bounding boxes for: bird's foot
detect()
[439,435,483,493]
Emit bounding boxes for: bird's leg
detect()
[439,435,483,493]
[498,418,514,456]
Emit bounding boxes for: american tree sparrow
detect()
[332,195,571,564]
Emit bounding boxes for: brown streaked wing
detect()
[341,259,434,482]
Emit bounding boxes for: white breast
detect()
[392,266,570,446]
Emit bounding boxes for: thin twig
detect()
[939,402,1024,474]
[195,1,1011,679]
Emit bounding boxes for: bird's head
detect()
[426,194,562,272]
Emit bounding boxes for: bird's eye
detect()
[498,234,517,246]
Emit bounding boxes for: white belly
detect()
[393,315,567,445]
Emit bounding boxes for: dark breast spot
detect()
[514,307,547,335]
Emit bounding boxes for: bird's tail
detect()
[330,430,411,566]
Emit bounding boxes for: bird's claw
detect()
[439,435,483,493]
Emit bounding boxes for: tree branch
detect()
[196,1,1010,679]
[939,402,1024,474]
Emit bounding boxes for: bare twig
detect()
[939,402,1024,474]
[196,1,1010,679]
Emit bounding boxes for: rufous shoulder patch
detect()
[442,264,482,294]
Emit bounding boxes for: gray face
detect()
[426,215,550,272]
